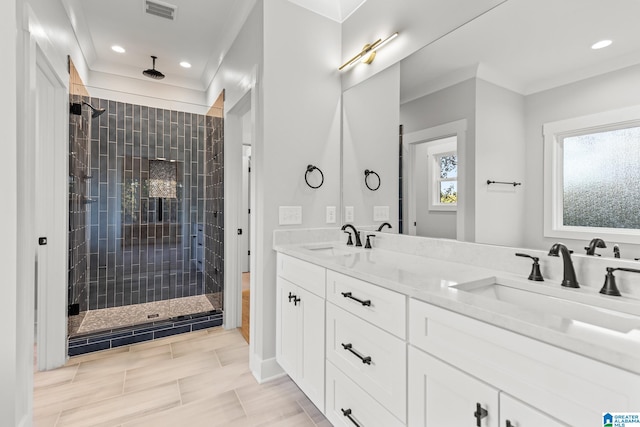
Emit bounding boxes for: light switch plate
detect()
[345,206,354,222]
[326,206,336,224]
[279,206,302,225]
[373,206,390,221]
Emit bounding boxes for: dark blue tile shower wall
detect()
[80,97,219,310]
[68,95,91,312]
[205,116,224,301]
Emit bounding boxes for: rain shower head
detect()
[142,55,165,80]
[69,101,106,118]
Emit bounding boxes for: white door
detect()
[297,287,325,412]
[34,56,67,371]
[276,278,298,376]
[500,393,567,427]
[408,347,499,427]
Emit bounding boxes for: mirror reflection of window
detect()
[437,153,458,205]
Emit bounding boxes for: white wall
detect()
[401,78,476,241]
[205,2,264,113]
[86,71,210,114]
[475,79,525,247]
[341,0,507,90]
[524,63,640,256]
[1,0,18,423]
[254,0,341,381]
[343,64,400,228]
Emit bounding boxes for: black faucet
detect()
[341,224,362,247]
[377,222,392,232]
[548,243,579,288]
[515,253,544,281]
[584,238,606,256]
[600,267,640,296]
[613,244,620,258]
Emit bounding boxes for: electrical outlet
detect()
[373,206,390,221]
[345,206,354,222]
[279,206,302,225]
[326,206,336,224]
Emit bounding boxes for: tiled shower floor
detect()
[69,293,221,337]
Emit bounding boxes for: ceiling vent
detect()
[144,0,177,21]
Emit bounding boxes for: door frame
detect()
[403,119,467,241]
[224,70,257,330]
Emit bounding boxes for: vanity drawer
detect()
[326,361,404,427]
[326,303,407,422]
[277,253,325,298]
[326,270,406,338]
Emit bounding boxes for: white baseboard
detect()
[17,414,29,427]
[250,354,286,384]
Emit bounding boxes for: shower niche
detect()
[67,95,224,352]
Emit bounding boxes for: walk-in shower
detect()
[67,94,224,355]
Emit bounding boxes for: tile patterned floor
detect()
[34,327,331,427]
[73,295,216,335]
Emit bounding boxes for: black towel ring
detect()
[305,165,324,189]
[364,169,380,191]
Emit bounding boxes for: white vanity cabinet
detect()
[276,254,326,412]
[499,394,567,427]
[408,347,499,427]
[408,298,639,427]
[274,249,640,427]
[325,270,407,425]
[407,348,567,427]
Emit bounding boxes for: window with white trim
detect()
[427,136,457,211]
[543,107,640,243]
[435,152,458,205]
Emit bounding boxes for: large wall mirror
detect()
[342,0,640,257]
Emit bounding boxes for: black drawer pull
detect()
[341,292,371,306]
[341,408,362,427]
[474,403,488,427]
[506,421,514,427]
[341,343,372,365]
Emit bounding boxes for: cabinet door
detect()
[500,393,567,427]
[276,278,298,377]
[408,346,499,427]
[298,287,325,412]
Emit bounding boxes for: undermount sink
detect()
[304,245,359,257]
[451,277,640,334]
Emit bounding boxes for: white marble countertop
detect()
[274,241,640,375]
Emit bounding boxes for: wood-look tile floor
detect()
[34,328,331,427]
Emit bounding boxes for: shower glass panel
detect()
[68,94,224,343]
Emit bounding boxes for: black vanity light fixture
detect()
[69,101,106,118]
[364,169,381,191]
[339,32,399,71]
[305,165,324,189]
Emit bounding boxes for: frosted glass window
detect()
[562,126,640,229]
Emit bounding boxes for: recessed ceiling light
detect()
[179,61,192,68]
[591,40,612,50]
[111,45,126,53]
